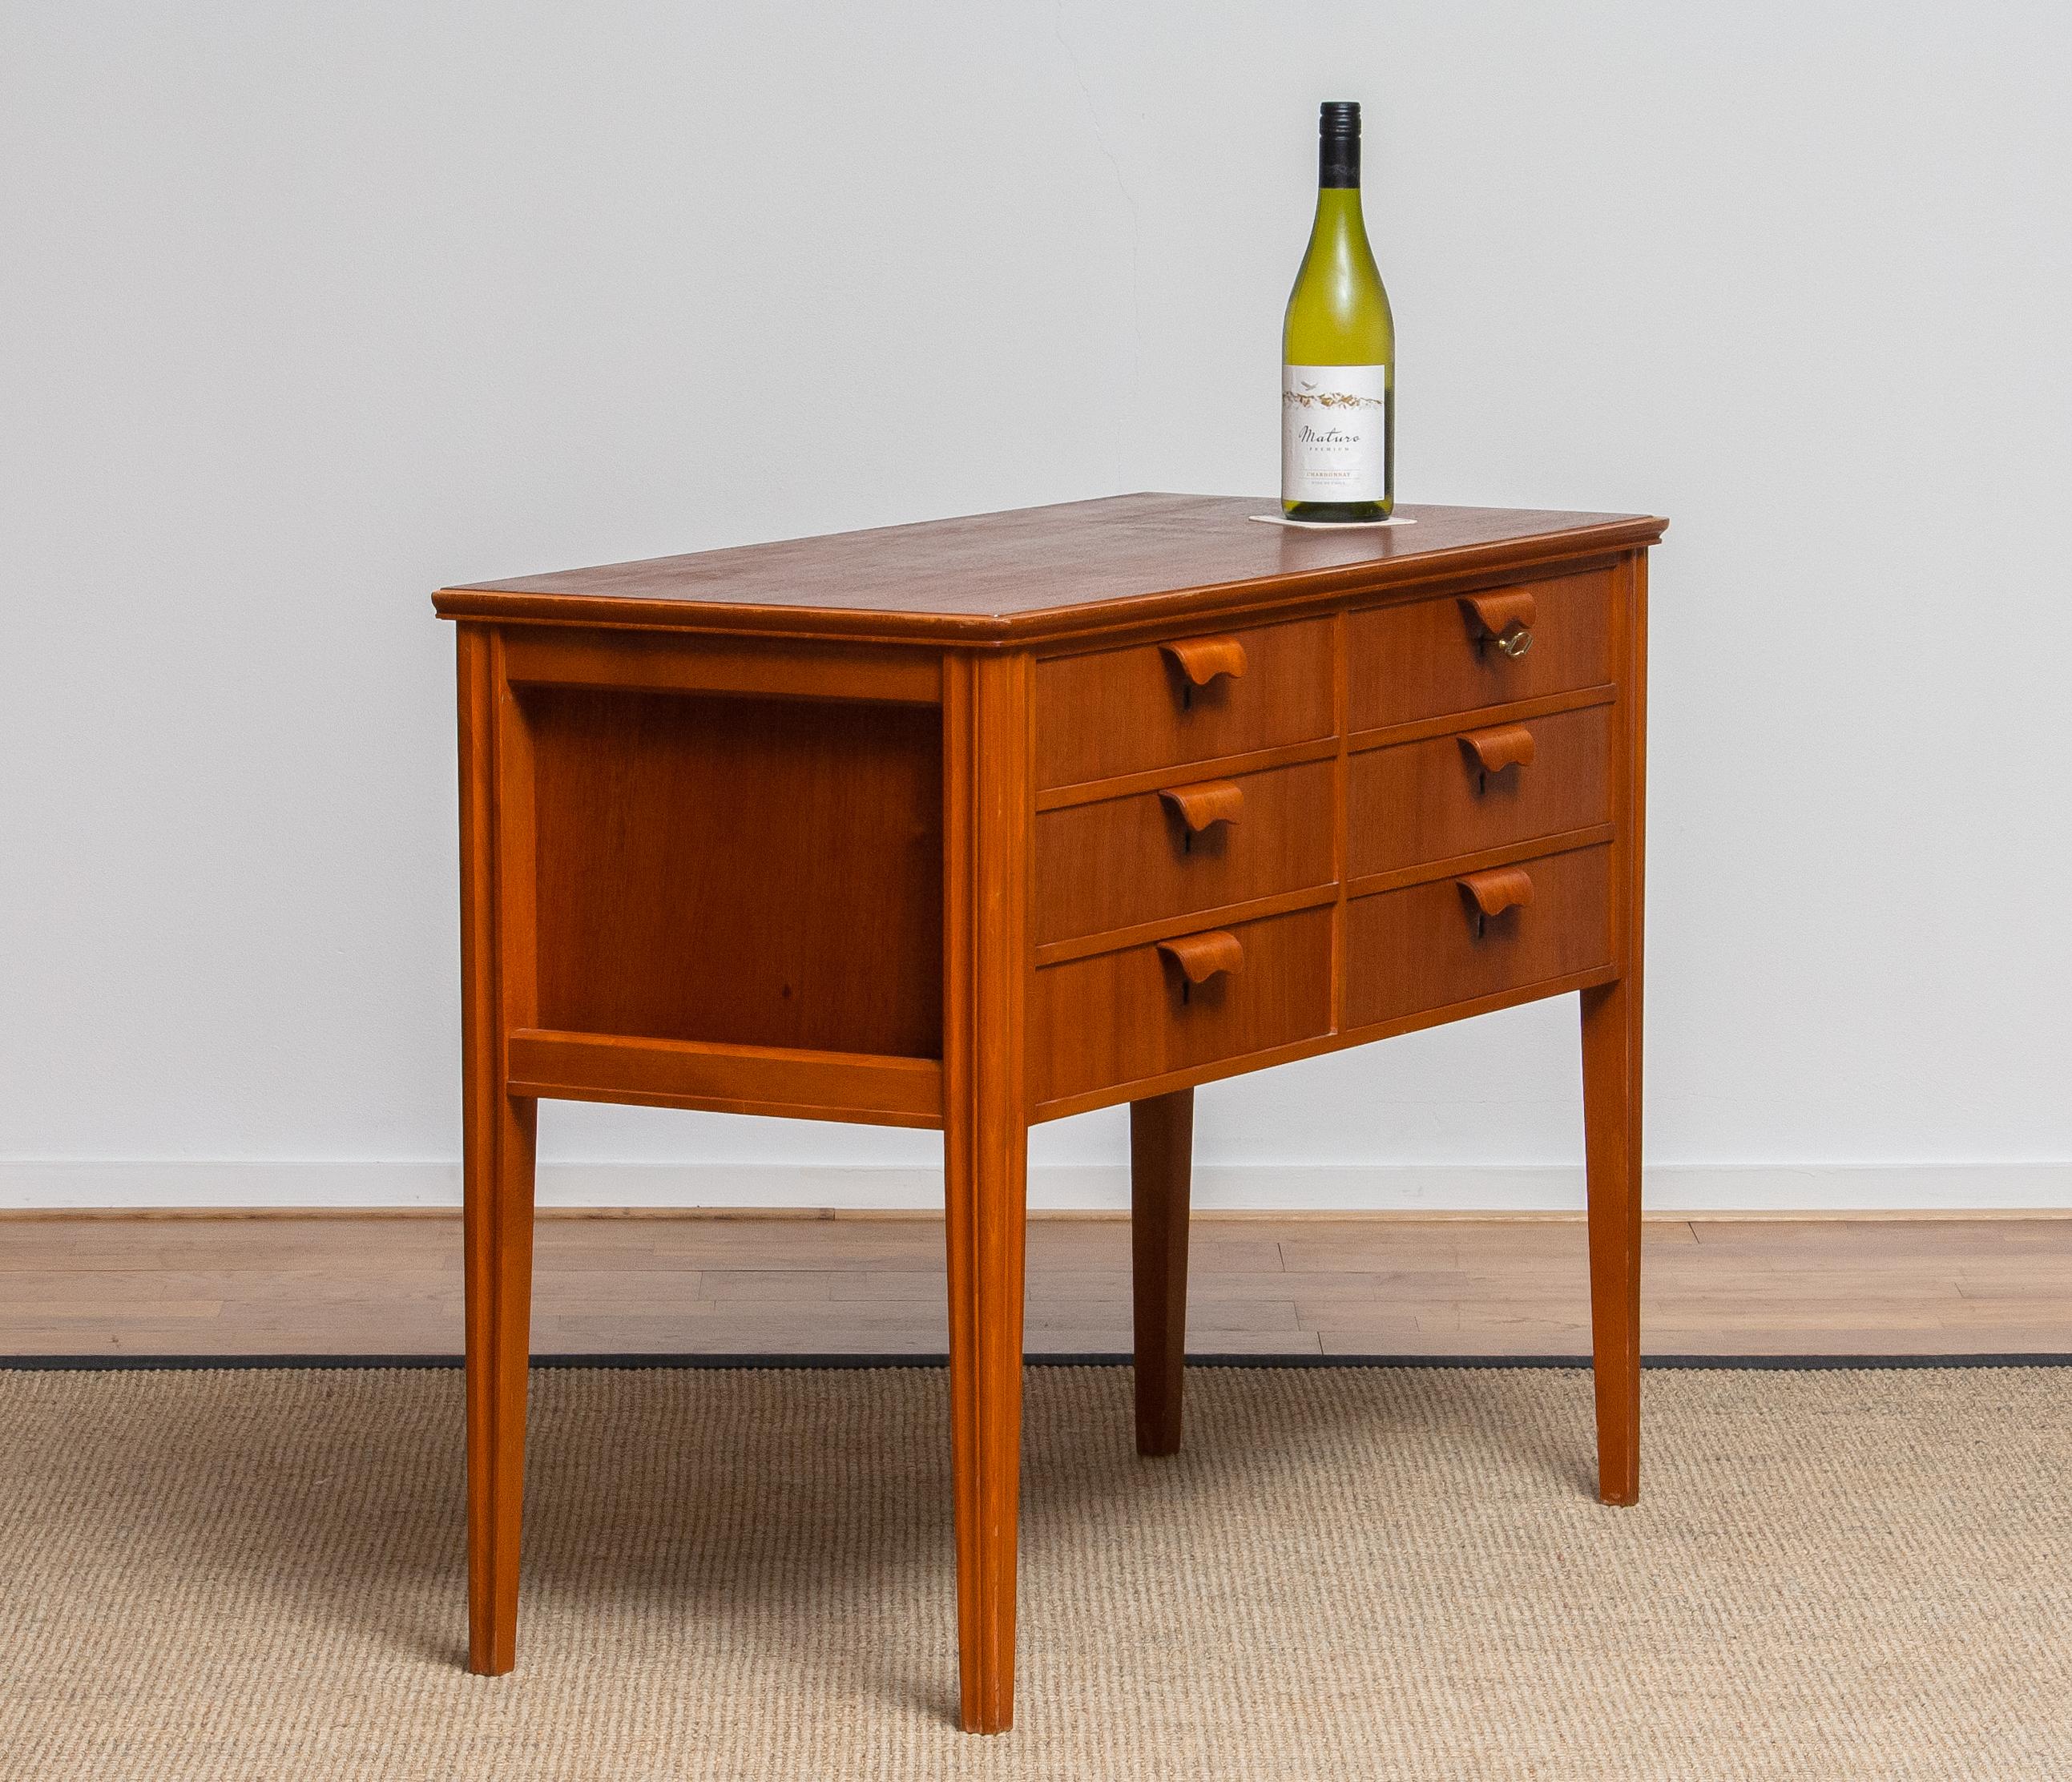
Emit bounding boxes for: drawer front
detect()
[1034,617,1334,789]
[1348,570,1613,732]
[1343,844,1612,1028]
[1034,758,1336,945]
[1030,907,1332,1105]
[1346,704,1612,879]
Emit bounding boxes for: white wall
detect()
[4,2,2068,1212]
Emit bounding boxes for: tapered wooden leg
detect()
[943,1096,1027,1733]
[1581,979,1642,1505]
[941,650,1032,1734]
[1583,548,1647,1506]
[464,1093,536,1672]
[457,622,538,1674]
[1130,1089,1194,1456]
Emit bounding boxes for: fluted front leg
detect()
[941,650,1033,1733]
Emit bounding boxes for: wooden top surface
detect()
[434,494,1666,644]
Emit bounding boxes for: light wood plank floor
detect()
[2,1213,2068,1359]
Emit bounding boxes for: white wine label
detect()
[1281,364,1389,503]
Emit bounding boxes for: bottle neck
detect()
[1320,130,1360,189]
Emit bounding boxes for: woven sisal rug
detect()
[2,1364,2067,1780]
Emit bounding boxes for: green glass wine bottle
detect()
[1282,100,1395,521]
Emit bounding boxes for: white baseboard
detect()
[1,1160,2066,1214]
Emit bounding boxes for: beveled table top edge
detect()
[431,496,1667,646]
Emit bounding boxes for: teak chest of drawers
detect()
[433,494,1665,1733]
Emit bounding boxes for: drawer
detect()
[1343,843,1612,1028]
[1348,569,1613,732]
[1034,617,1334,789]
[1346,704,1612,879]
[1034,758,1336,945]
[1030,907,1332,1105]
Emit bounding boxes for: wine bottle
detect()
[1282,100,1395,521]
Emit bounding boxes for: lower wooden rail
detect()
[506,1029,944,1127]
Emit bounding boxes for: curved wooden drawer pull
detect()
[1158,780,1244,833]
[1461,591,1536,658]
[1459,724,1537,776]
[1159,635,1248,688]
[1457,867,1534,920]
[1156,929,1244,985]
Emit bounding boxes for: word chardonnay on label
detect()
[1282,100,1395,520]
